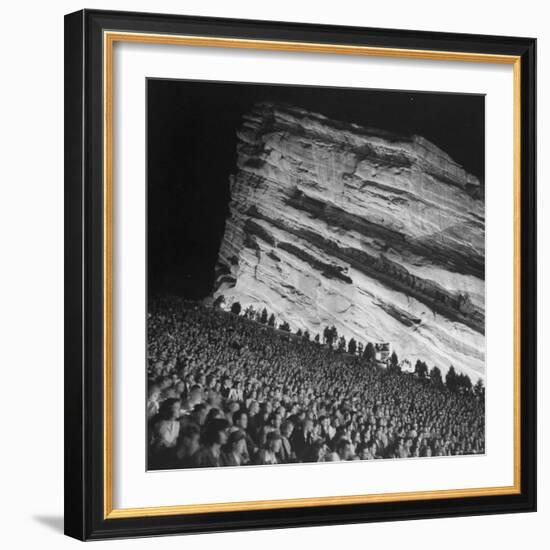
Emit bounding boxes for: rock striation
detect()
[214,102,485,379]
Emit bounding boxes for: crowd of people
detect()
[147,297,485,470]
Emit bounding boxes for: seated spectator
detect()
[149,398,181,468]
[176,423,201,467]
[147,385,161,420]
[221,430,248,467]
[255,432,282,465]
[278,420,295,463]
[192,418,230,468]
[232,410,257,459]
[336,438,355,461]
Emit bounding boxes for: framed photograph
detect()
[64,9,536,540]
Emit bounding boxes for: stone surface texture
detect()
[214,102,485,379]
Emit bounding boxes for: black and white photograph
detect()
[146,79,486,471]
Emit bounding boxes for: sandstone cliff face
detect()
[214,102,485,379]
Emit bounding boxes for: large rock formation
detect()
[214,102,485,380]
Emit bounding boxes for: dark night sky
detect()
[147,79,484,298]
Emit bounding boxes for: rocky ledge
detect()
[214,102,485,379]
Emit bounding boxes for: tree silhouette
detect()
[429,366,443,387]
[296,328,303,337]
[389,351,400,371]
[213,295,225,308]
[415,359,428,379]
[445,365,458,392]
[279,321,291,332]
[456,372,472,394]
[474,378,485,399]
[348,338,357,355]
[364,342,375,363]
[357,342,364,357]
[267,313,276,327]
[337,335,347,353]
[230,301,242,315]
[314,334,320,344]
[260,308,268,324]
[303,330,310,341]
[323,325,338,348]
